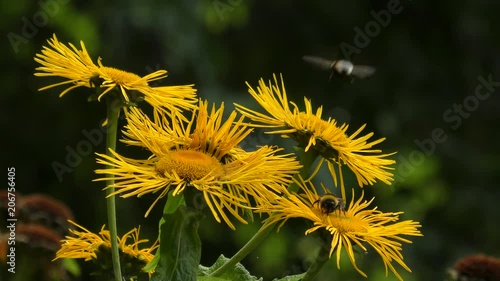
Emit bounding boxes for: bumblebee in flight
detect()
[302,55,376,81]
[313,194,346,215]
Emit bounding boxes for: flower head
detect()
[257,177,422,280]
[54,220,157,276]
[235,74,396,199]
[34,34,197,112]
[95,101,301,229]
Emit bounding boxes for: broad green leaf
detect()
[272,273,306,281]
[163,192,186,215]
[150,202,203,281]
[144,192,185,273]
[198,255,262,281]
[62,258,81,276]
[197,277,228,281]
[143,248,161,274]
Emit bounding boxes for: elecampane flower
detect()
[257,178,422,281]
[95,101,301,229]
[34,34,197,112]
[235,74,395,199]
[54,220,157,274]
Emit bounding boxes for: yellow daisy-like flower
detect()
[95,101,301,229]
[34,34,197,112]
[235,74,396,199]
[257,178,422,281]
[54,220,157,275]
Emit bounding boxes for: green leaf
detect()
[150,199,203,281]
[272,273,306,281]
[163,192,186,215]
[144,192,186,273]
[61,258,81,276]
[143,248,160,274]
[197,277,228,281]
[198,255,262,281]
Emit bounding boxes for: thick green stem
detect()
[210,148,319,277]
[105,99,122,281]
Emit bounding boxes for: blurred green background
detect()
[2,0,500,280]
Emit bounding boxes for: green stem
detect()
[209,219,275,277]
[105,99,122,281]
[210,148,319,277]
[301,242,330,281]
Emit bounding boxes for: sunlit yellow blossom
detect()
[235,74,395,199]
[95,101,301,229]
[34,34,197,112]
[257,178,422,281]
[54,220,157,275]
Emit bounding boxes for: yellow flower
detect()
[257,178,422,281]
[95,101,301,229]
[235,74,396,199]
[34,34,197,112]
[54,220,157,275]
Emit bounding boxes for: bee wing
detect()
[302,55,334,71]
[351,65,376,79]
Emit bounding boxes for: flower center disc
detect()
[156,150,225,182]
[99,66,145,86]
[327,216,368,233]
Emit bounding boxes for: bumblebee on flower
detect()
[32,32,424,281]
[256,177,422,281]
